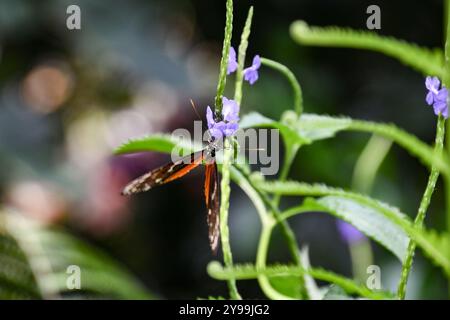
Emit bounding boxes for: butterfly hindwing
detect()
[121,150,205,196]
[205,161,220,253]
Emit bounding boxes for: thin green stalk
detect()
[217,4,254,300]
[256,220,295,300]
[235,164,302,266]
[215,0,240,299]
[260,58,303,116]
[397,116,445,299]
[230,167,293,299]
[443,0,450,297]
[214,0,233,114]
[220,139,241,299]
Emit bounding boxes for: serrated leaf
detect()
[269,275,302,299]
[239,112,310,147]
[257,181,411,262]
[262,180,450,276]
[306,196,409,262]
[114,133,202,155]
[292,112,352,141]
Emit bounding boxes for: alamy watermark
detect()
[66,265,81,290]
[66,5,81,30]
[366,5,381,30]
[366,265,381,290]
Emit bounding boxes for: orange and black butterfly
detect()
[121,140,221,253]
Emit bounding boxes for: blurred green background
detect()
[0,0,447,299]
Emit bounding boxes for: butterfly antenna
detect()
[190,99,212,142]
[190,99,203,122]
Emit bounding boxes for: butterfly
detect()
[121,135,221,253]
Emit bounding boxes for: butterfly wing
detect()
[204,161,220,253]
[122,150,205,195]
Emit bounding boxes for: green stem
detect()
[214,0,233,114]
[234,164,307,298]
[397,116,445,299]
[443,0,450,297]
[220,139,241,299]
[260,58,303,116]
[230,167,292,299]
[256,220,294,299]
[236,165,302,266]
[216,4,254,300]
[215,0,240,299]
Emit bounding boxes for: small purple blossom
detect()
[243,55,261,85]
[337,220,365,244]
[425,76,448,119]
[432,88,449,118]
[206,97,240,139]
[425,76,440,105]
[227,47,238,75]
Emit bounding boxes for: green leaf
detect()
[257,181,411,262]
[305,196,409,262]
[239,112,310,147]
[240,111,450,177]
[293,113,450,176]
[290,20,444,77]
[258,180,450,275]
[285,111,352,141]
[114,134,201,155]
[207,261,393,300]
[0,211,154,299]
[269,275,302,299]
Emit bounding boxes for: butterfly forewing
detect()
[205,161,220,253]
[121,150,205,196]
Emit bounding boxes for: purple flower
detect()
[243,55,261,85]
[337,220,365,244]
[432,88,449,118]
[206,97,240,139]
[227,47,238,75]
[425,76,441,105]
[425,76,448,119]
